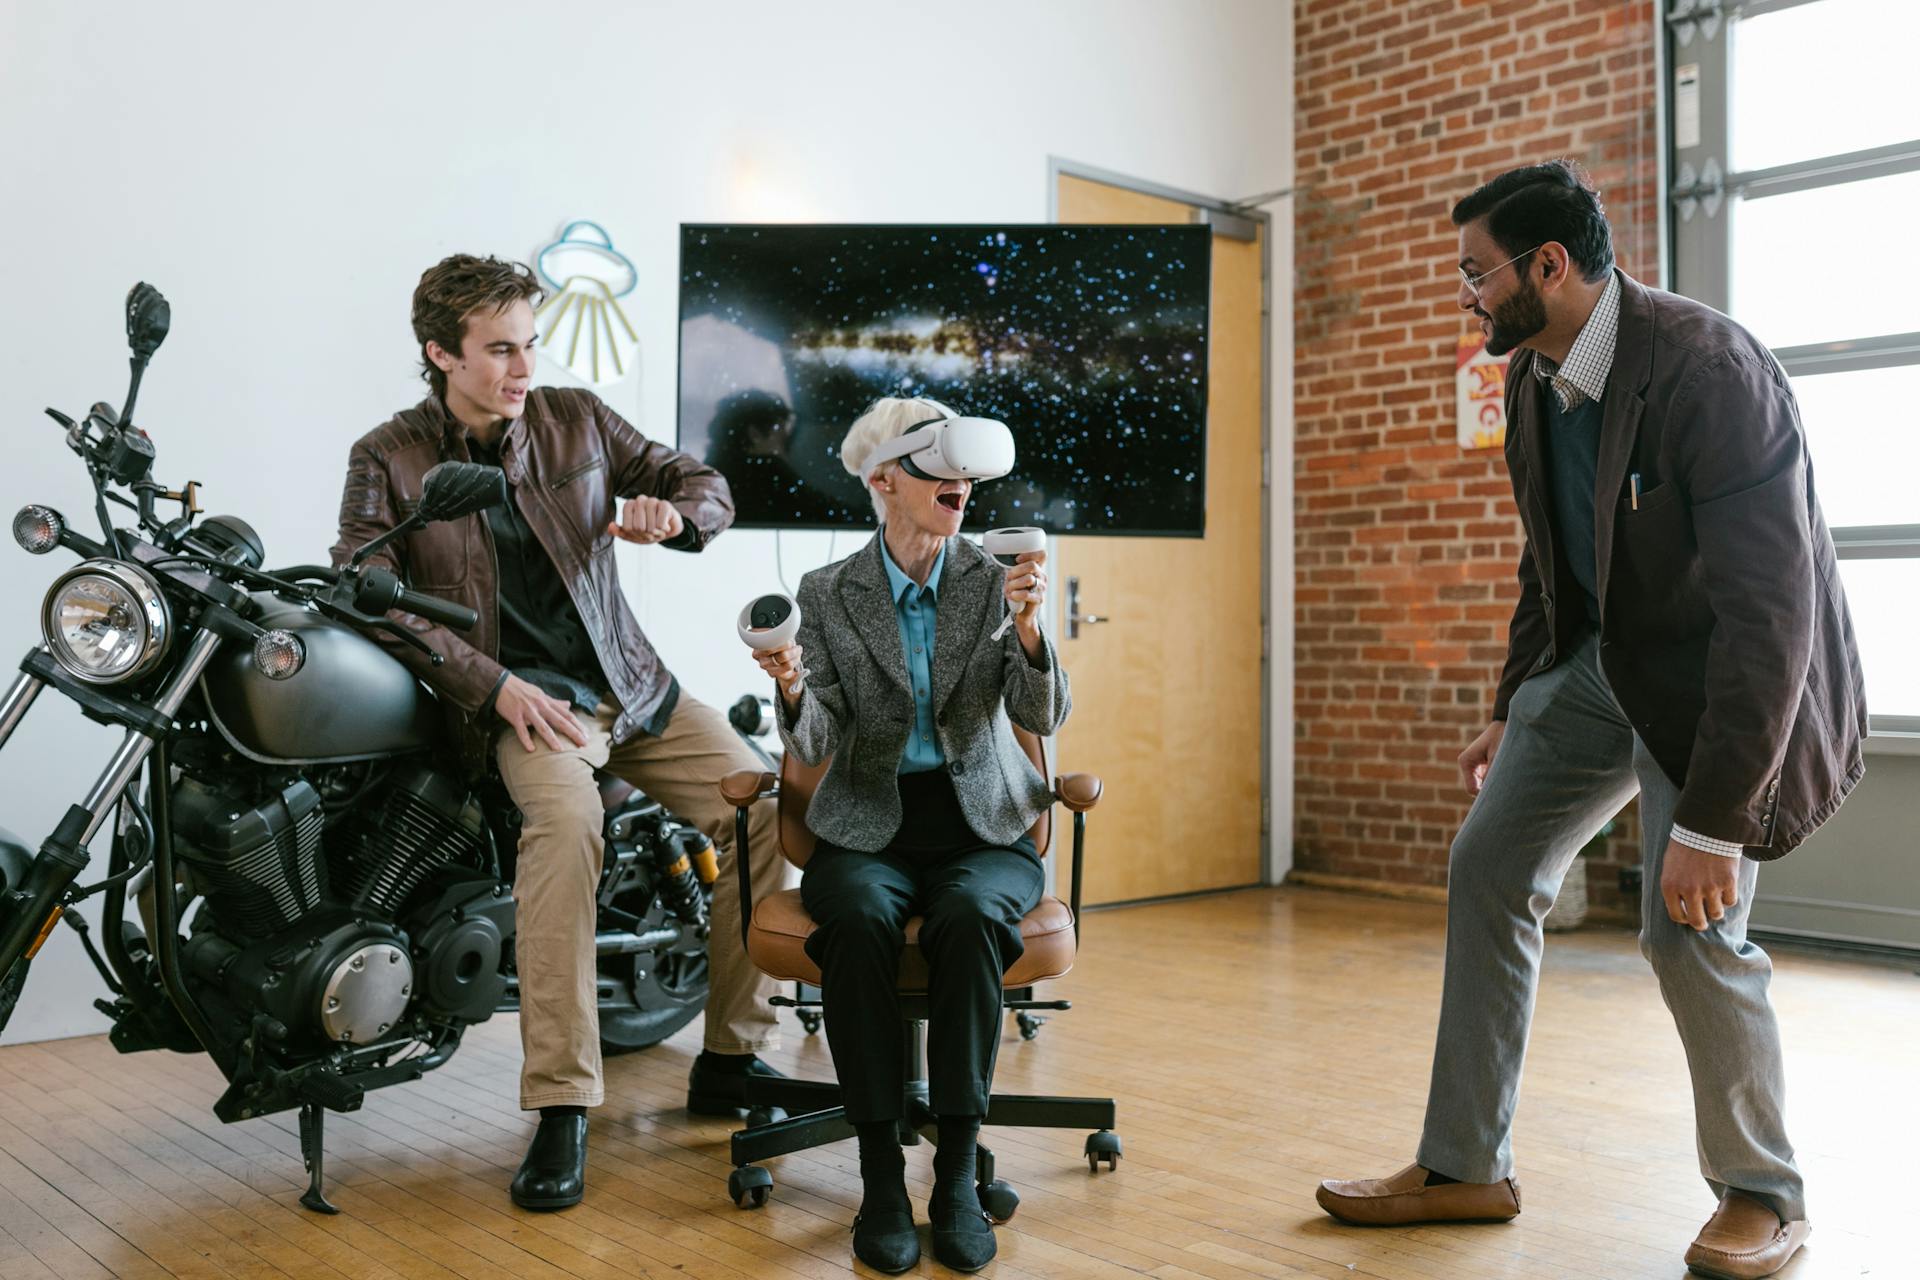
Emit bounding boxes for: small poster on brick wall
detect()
[1456,331,1510,450]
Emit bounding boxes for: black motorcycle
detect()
[0,284,726,1213]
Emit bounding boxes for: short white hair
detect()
[840,396,955,524]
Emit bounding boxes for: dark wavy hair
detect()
[411,255,545,398]
[1451,159,1615,284]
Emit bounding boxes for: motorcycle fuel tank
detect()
[201,596,440,764]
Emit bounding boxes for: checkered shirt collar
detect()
[1533,271,1620,411]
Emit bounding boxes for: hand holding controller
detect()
[983,526,1048,641]
[739,593,808,697]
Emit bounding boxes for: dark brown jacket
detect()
[1494,272,1867,859]
[331,387,732,772]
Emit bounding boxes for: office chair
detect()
[716,728,1118,1219]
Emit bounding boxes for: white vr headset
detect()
[863,406,1016,482]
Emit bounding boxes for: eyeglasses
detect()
[1459,245,1542,299]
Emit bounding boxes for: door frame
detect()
[1046,156,1291,888]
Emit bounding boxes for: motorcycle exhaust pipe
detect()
[595,925,682,956]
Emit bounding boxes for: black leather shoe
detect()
[852,1209,920,1274]
[930,1200,997,1272]
[687,1052,788,1116]
[510,1113,587,1210]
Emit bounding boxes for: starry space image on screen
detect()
[676,223,1211,536]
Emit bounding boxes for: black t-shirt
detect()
[468,435,678,734]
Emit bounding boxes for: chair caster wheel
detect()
[728,1165,772,1209]
[1085,1130,1122,1172]
[1015,1012,1047,1041]
[977,1178,1020,1223]
[746,1106,786,1128]
[796,1009,823,1035]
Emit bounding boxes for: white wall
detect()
[0,0,1293,1042]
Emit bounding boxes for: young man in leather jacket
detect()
[331,255,788,1211]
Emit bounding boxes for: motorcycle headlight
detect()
[41,561,172,685]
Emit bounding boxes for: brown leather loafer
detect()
[1684,1193,1809,1279]
[1315,1162,1520,1226]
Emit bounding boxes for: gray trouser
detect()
[1417,634,1805,1222]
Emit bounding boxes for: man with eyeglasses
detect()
[1313,160,1866,1280]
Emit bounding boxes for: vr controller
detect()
[983,526,1047,640]
[738,593,805,695]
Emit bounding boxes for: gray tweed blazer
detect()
[778,532,1071,853]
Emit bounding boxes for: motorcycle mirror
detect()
[349,462,508,568]
[417,462,508,523]
[126,283,170,360]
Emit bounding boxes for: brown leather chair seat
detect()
[746,888,1077,988]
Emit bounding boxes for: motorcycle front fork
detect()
[0,632,222,983]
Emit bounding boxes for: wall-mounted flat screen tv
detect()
[676,223,1210,536]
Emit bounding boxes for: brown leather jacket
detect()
[1494,272,1868,859]
[330,387,732,773]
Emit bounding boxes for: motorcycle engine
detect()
[333,761,512,1025]
[402,874,514,1024]
[184,910,415,1048]
[174,758,508,1048]
[171,773,329,942]
[328,760,485,914]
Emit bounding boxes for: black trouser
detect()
[801,770,1044,1124]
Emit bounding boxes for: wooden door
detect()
[1054,173,1266,905]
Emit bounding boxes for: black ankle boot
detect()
[929,1116,995,1272]
[687,1051,790,1116]
[510,1110,587,1210]
[852,1121,919,1273]
[852,1210,920,1274]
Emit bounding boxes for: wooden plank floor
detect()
[0,887,1909,1279]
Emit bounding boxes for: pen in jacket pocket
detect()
[1630,472,1641,511]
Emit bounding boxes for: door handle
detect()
[1066,576,1110,640]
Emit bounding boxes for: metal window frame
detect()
[1664,0,1920,735]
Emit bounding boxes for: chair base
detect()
[778,983,1071,1041]
[724,1017,1120,1211]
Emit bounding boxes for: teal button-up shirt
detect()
[880,538,947,774]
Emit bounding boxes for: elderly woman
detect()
[751,397,1069,1274]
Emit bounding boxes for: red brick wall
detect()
[1292,0,1661,915]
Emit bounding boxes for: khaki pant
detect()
[495,693,785,1109]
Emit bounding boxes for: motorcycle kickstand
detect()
[298,1102,340,1215]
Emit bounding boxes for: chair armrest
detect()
[1054,773,1102,813]
[720,769,777,808]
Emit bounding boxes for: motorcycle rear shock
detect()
[654,830,714,929]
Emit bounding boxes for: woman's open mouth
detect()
[936,489,966,513]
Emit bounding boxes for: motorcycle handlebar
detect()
[349,567,477,632]
[268,564,341,585]
[397,587,478,632]
[60,527,110,560]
